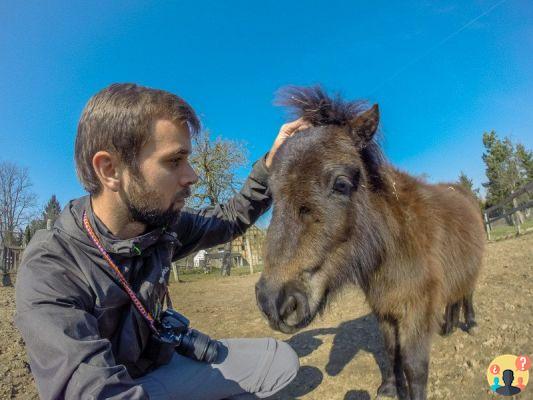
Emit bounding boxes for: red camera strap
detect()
[82,210,159,335]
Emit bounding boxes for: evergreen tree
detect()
[516,144,533,182]
[458,171,478,196]
[42,194,61,226]
[457,171,483,210]
[24,195,61,243]
[482,131,530,207]
[24,218,45,244]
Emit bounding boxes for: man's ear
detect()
[92,151,122,192]
[349,104,379,146]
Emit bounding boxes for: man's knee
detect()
[275,340,300,381]
[256,340,299,398]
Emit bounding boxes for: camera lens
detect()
[176,329,219,363]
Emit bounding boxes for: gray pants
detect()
[135,338,299,400]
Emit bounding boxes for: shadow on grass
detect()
[344,390,371,400]
[272,313,390,399]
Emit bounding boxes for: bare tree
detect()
[188,131,248,276]
[0,161,37,246]
[189,130,248,207]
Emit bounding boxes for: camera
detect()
[157,309,219,363]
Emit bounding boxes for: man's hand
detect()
[266,118,311,168]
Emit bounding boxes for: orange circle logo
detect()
[486,355,530,396]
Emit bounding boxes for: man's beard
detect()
[119,171,189,230]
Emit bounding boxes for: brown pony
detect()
[255,87,484,400]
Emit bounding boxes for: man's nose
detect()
[183,162,198,186]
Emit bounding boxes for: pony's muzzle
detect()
[255,277,280,323]
[255,278,310,334]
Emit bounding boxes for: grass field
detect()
[488,218,533,241]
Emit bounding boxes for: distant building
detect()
[170,225,266,274]
[193,249,207,268]
[197,225,266,268]
[231,225,265,267]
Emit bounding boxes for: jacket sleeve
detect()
[172,155,272,259]
[15,235,148,400]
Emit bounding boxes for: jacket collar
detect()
[59,195,178,257]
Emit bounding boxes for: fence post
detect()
[512,197,522,235]
[483,212,491,241]
[0,245,5,286]
[171,262,179,282]
[245,236,254,274]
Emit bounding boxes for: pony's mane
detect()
[276,86,366,126]
[277,85,387,192]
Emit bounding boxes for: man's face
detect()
[119,119,198,229]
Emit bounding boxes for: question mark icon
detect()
[515,355,531,371]
[490,364,500,374]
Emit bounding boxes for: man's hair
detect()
[75,83,200,195]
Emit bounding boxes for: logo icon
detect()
[486,354,530,396]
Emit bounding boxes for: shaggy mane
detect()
[277,85,387,192]
[276,85,367,126]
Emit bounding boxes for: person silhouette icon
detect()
[496,369,522,396]
[491,376,501,392]
[516,377,526,391]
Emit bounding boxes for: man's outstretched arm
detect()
[173,119,310,257]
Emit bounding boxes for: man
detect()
[15,83,308,399]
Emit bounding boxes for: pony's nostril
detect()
[280,295,297,319]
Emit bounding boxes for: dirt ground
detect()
[1,234,532,399]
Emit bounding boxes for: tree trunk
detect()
[202,256,210,274]
[245,236,254,274]
[512,197,524,234]
[1,246,13,287]
[221,241,232,276]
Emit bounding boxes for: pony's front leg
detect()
[377,316,406,399]
[398,323,431,400]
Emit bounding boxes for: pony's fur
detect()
[256,86,485,400]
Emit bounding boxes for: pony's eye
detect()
[299,205,311,216]
[333,176,353,195]
[304,265,321,275]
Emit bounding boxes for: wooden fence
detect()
[483,181,533,240]
[1,243,24,286]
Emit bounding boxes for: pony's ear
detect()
[349,104,379,146]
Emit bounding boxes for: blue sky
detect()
[1,1,532,224]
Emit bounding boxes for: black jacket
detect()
[15,157,271,400]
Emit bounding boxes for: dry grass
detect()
[1,234,532,399]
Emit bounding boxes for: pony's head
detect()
[256,86,385,333]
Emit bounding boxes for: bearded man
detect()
[15,83,308,400]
